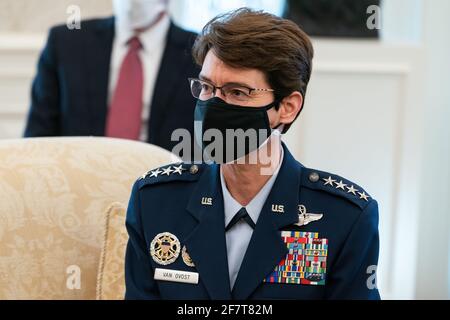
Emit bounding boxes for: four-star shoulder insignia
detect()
[321,175,370,202]
[138,163,202,189]
[303,168,373,209]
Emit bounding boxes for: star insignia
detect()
[358,191,370,202]
[149,168,162,178]
[172,164,185,175]
[322,176,336,186]
[346,185,359,195]
[140,171,150,180]
[335,180,347,190]
[161,166,173,176]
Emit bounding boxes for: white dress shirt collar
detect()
[109,14,170,141]
[221,146,285,227]
[114,14,170,53]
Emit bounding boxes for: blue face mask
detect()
[194,97,280,163]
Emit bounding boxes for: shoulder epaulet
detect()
[301,167,373,210]
[137,163,204,189]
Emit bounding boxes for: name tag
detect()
[154,268,199,284]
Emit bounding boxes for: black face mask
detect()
[194,97,279,163]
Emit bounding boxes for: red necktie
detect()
[106,37,144,140]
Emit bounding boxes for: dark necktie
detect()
[225,207,256,232]
[106,36,144,140]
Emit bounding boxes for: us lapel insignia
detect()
[201,197,213,206]
[150,232,181,265]
[182,245,195,267]
[294,205,323,227]
[271,204,285,214]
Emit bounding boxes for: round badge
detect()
[150,232,181,265]
[182,245,195,267]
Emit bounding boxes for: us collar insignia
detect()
[294,205,323,227]
[150,232,181,265]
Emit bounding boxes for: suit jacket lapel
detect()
[85,17,114,135]
[148,22,194,144]
[232,145,303,299]
[184,164,232,299]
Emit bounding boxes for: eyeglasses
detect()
[188,78,275,104]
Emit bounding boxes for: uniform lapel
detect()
[184,164,232,299]
[231,145,303,299]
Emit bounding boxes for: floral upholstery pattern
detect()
[96,202,127,300]
[0,137,179,299]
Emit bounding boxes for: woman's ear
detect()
[279,91,303,126]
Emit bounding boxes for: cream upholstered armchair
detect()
[0,137,180,300]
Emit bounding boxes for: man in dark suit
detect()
[24,0,199,152]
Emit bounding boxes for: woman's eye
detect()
[231,89,248,97]
[201,84,211,92]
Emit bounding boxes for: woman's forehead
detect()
[200,50,269,88]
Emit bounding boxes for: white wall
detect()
[414,0,450,300]
[0,0,112,33]
[0,34,43,138]
[381,0,422,44]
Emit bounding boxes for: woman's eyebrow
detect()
[199,74,253,88]
[199,74,213,82]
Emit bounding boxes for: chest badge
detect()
[150,232,181,265]
[294,205,323,227]
[264,231,328,285]
[182,245,195,267]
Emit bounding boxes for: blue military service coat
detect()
[124,144,380,299]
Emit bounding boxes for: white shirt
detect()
[108,15,170,141]
[220,147,284,289]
